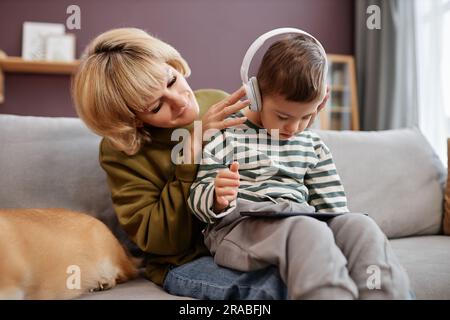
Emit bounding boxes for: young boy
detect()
[188,34,411,299]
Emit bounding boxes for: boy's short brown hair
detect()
[257,34,327,103]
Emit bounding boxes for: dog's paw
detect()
[89,281,114,292]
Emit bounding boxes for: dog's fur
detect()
[0,208,139,300]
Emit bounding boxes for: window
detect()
[415,0,450,164]
[443,2,450,117]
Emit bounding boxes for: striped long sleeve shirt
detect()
[189,113,349,224]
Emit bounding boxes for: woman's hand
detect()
[201,86,250,136]
[189,87,250,163]
[213,162,240,213]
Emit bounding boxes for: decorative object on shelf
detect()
[0,50,79,104]
[312,54,360,131]
[45,34,76,62]
[22,22,65,60]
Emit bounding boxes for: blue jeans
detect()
[163,256,287,300]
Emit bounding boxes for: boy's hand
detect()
[213,162,240,213]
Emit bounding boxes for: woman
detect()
[72,28,287,299]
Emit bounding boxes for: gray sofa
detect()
[1,114,449,300]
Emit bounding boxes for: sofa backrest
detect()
[0,114,446,241]
[0,114,138,252]
[316,128,446,238]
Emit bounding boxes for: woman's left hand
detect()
[200,86,250,134]
[188,87,250,163]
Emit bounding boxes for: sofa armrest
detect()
[444,139,450,235]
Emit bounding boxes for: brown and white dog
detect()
[0,208,139,300]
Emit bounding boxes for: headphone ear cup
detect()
[249,77,262,111]
[244,81,257,112]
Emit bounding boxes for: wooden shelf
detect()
[0,56,79,74]
[318,54,360,131]
[330,85,349,92]
[327,54,353,63]
[330,106,352,113]
[0,50,80,103]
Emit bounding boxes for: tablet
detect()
[240,211,368,222]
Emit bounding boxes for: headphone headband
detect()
[240,27,327,83]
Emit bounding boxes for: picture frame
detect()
[22,22,65,60]
[45,34,76,62]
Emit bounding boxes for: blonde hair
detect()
[72,28,190,155]
[257,34,327,103]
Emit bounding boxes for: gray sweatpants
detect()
[204,198,411,300]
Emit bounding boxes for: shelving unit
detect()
[0,51,360,127]
[316,54,360,131]
[0,50,79,103]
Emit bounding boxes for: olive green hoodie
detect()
[99,90,228,285]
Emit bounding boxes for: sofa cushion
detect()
[316,128,446,239]
[0,114,138,253]
[1,114,444,240]
[390,236,450,299]
[78,236,450,300]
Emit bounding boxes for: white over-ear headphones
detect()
[240,27,327,112]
